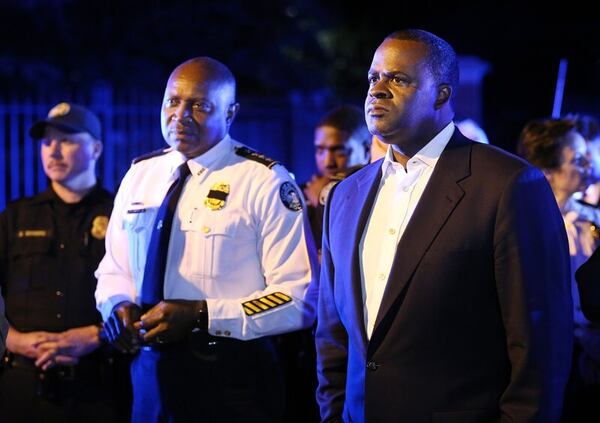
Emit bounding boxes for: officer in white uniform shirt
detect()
[95,56,317,422]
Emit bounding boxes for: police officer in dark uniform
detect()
[0,102,131,422]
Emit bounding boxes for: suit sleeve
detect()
[494,166,573,422]
[315,186,348,422]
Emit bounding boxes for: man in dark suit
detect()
[315,29,573,423]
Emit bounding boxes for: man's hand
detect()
[34,325,103,370]
[103,301,142,353]
[133,300,203,345]
[6,327,60,360]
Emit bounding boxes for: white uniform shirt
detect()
[360,123,454,338]
[95,135,316,340]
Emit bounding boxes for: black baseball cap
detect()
[29,102,102,140]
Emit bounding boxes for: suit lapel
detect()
[341,161,382,346]
[369,134,472,350]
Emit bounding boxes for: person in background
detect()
[315,29,573,422]
[0,102,131,422]
[302,104,371,255]
[95,57,317,422]
[575,114,600,206]
[517,117,600,422]
[576,247,600,323]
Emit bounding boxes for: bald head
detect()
[169,57,237,104]
[161,56,240,158]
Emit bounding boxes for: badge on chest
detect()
[205,183,230,211]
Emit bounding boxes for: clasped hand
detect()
[7,325,102,371]
[103,300,199,353]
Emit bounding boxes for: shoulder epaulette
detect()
[235,146,278,169]
[132,148,170,164]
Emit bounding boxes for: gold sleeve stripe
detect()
[266,294,285,304]
[251,300,269,310]
[242,292,292,316]
[258,297,277,307]
[244,302,262,313]
[273,292,291,301]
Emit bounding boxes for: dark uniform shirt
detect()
[0,185,113,332]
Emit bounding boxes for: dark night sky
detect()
[1,0,599,153]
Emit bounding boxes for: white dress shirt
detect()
[95,135,316,340]
[360,122,454,338]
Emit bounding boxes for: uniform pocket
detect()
[9,237,53,290]
[180,214,240,279]
[123,209,158,275]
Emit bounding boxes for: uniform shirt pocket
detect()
[123,208,158,275]
[9,236,53,290]
[180,213,246,280]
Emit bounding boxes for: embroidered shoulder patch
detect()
[242,292,292,316]
[279,182,302,211]
[235,146,278,169]
[132,148,170,164]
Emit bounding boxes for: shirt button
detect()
[224,331,231,336]
[56,313,62,319]
[366,361,379,371]
[56,290,63,297]
[215,330,222,335]
[378,273,386,281]
[402,186,409,192]
[388,228,396,235]
[202,226,211,234]
[59,243,65,249]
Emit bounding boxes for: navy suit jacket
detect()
[316,131,573,423]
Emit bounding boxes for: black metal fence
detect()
[0,86,329,210]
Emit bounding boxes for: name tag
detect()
[17,229,48,238]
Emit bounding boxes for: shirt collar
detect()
[31,183,103,205]
[167,135,232,177]
[381,122,455,175]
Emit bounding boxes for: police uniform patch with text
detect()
[242,292,292,316]
[91,215,109,240]
[205,183,230,211]
[279,182,302,211]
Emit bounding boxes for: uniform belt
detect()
[141,331,272,353]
